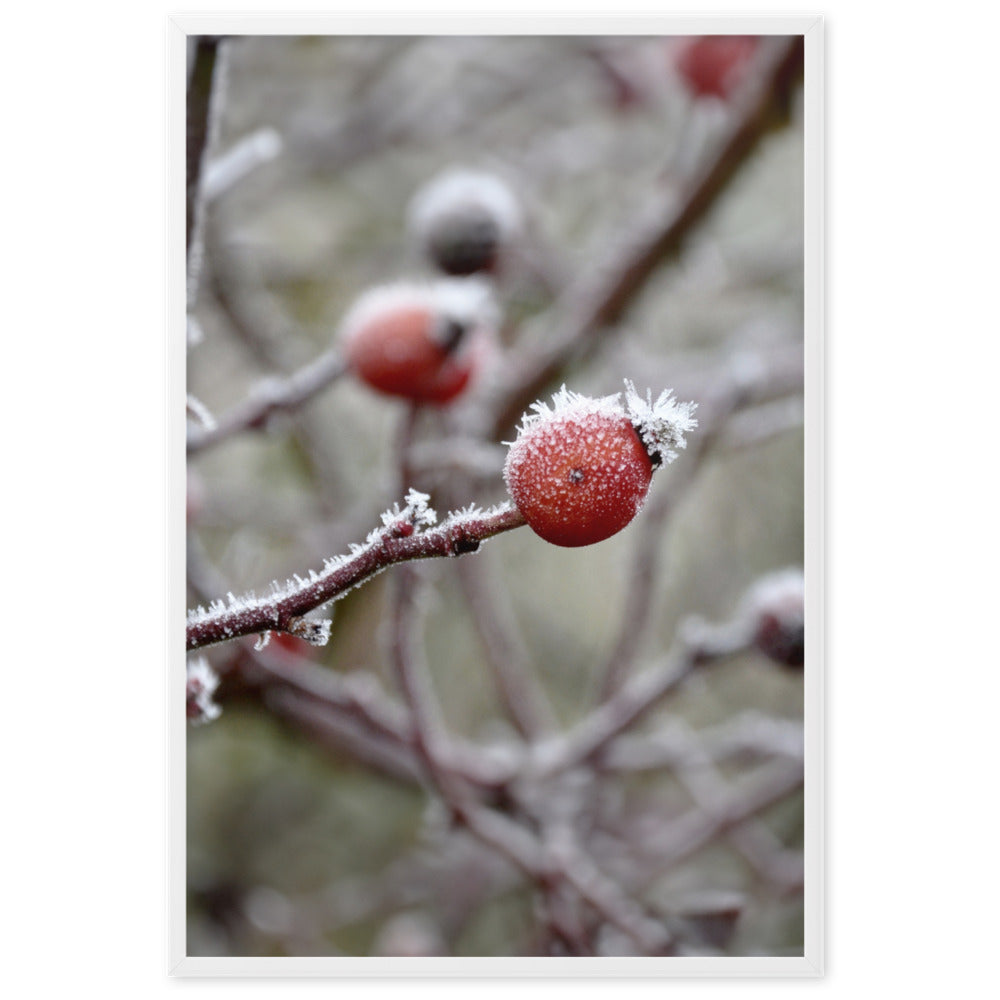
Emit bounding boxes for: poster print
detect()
[176,18,822,975]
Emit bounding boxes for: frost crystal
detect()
[186,394,216,431]
[507,384,627,442]
[187,656,221,724]
[398,488,438,529]
[288,617,333,647]
[339,280,498,349]
[186,489,445,644]
[408,167,524,242]
[623,380,698,467]
[508,380,697,469]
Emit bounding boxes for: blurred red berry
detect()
[340,281,497,405]
[675,36,759,100]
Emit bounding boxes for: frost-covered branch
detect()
[660,718,803,892]
[489,36,805,439]
[204,127,283,202]
[646,758,804,876]
[186,491,526,651]
[186,347,348,454]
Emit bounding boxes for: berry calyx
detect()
[340,280,497,405]
[503,382,697,547]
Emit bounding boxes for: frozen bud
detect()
[339,279,499,405]
[741,568,805,669]
[186,656,221,724]
[408,168,524,276]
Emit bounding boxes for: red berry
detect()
[504,384,697,548]
[341,282,496,405]
[675,36,759,100]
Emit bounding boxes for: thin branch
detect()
[454,553,556,740]
[387,563,457,793]
[604,712,804,773]
[186,348,348,455]
[528,618,753,780]
[204,127,283,202]
[646,759,804,876]
[666,719,803,894]
[546,831,674,955]
[489,36,805,439]
[186,497,526,651]
[186,36,220,257]
[186,36,227,303]
[596,387,744,702]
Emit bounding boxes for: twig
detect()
[666,719,804,893]
[454,553,556,740]
[646,759,804,876]
[529,618,753,780]
[597,386,745,702]
[186,348,348,454]
[186,495,526,651]
[186,36,226,303]
[387,563,457,793]
[604,712,804,773]
[489,36,805,439]
[204,127,283,202]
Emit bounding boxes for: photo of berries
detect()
[184,29,812,963]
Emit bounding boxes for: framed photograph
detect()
[172,14,823,977]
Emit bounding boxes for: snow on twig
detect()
[186,491,526,651]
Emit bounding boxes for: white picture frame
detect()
[170,14,824,978]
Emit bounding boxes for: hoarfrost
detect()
[338,280,498,351]
[187,656,221,724]
[623,379,698,467]
[504,379,697,469]
[186,394,216,430]
[407,167,524,245]
[186,489,445,636]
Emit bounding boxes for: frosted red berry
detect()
[341,282,496,405]
[504,383,697,548]
[675,36,759,100]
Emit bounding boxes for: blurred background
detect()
[186,33,805,958]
